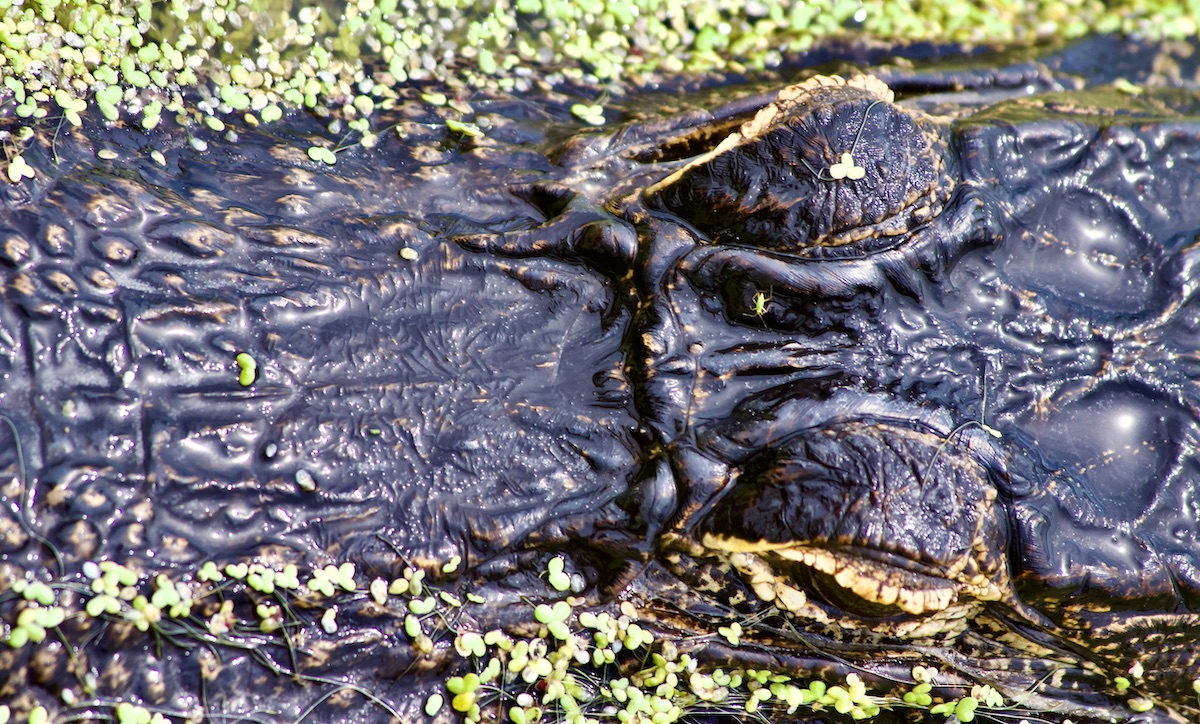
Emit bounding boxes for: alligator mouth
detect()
[769,545,968,614]
[699,534,1007,625]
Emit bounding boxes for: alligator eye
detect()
[643,75,955,257]
[697,420,1009,623]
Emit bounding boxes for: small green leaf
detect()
[404,614,422,638]
[54,88,76,110]
[321,606,337,633]
[478,48,496,75]
[23,581,54,606]
[455,631,486,657]
[570,102,605,126]
[86,594,120,617]
[142,101,162,131]
[451,691,475,713]
[1113,77,1143,96]
[955,697,979,722]
[116,702,152,724]
[6,154,35,183]
[445,119,482,138]
[534,600,571,624]
[198,561,224,583]
[718,622,742,646]
[307,145,337,165]
[37,607,65,628]
[370,578,387,604]
[548,570,571,592]
[220,84,251,110]
[979,685,1004,708]
[236,352,256,386]
[408,597,436,615]
[1129,698,1154,713]
[6,627,29,648]
[547,620,570,640]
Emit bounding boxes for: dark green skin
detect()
[3,37,1200,722]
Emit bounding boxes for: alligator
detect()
[3,36,1200,723]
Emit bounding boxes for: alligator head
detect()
[464,73,1200,721]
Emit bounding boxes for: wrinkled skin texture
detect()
[464,58,1200,721]
[0,97,640,719]
[5,37,1200,723]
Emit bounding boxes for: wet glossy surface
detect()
[6,35,1200,723]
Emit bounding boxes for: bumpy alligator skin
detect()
[5,40,1200,723]
[463,68,1200,720]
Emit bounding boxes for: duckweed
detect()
[5,154,34,183]
[0,543,1142,722]
[424,692,444,716]
[570,102,606,126]
[546,555,571,591]
[0,0,1196,186]
[235,352,256,386]
[307,145,338,165]
[445,118,484,138]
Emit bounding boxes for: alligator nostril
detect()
[993,189,1156,312]
[1019,383,1182,520]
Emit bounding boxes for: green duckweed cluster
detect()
[7,549,1172,723]
[1,0,1200,180]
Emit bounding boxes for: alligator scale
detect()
[5,39,1200,723]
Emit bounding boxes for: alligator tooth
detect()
[773,581,807,612]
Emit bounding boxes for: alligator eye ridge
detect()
[693,419,1010,631]
[642,75,956,256]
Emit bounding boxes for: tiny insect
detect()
[752,290,770,316]
[749,288,774,328]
